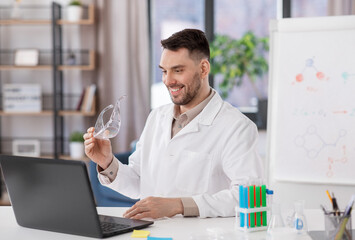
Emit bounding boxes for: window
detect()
[292,0,328,17]
[214,0,277,109]
[149,0,334,111]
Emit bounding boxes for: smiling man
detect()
[84,29,263,219]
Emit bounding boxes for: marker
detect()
[332,192,340,216]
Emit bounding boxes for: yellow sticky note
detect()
[131,229,150,238]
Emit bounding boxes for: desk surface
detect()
[0,207,352,240]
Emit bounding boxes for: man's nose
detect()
[164,72,176,86]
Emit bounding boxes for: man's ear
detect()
[200,59,210,79]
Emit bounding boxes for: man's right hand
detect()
[83,127,113,170]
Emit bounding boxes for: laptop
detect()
[0,155,153,238]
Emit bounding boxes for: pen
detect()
[343,194,355,217]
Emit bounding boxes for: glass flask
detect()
[292,200,308,234]
[267,202,285,233]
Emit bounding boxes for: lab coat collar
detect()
[159,89,223,139]
[197,89,223,126]
[159,89,223,125]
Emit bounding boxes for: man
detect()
[84,29,263,219]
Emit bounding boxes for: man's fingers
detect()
[84,137,95,145]
[123,205,137,218]
[85,142,94,152]
[131,211,150,220]
[123,203,149,219]
[83,131,94,140]
[87,127,95,133]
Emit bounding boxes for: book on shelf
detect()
[79,84,96,113]
[76,88,86,111]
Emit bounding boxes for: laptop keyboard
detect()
[100,222,130,233]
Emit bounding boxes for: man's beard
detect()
[169,72,201,106]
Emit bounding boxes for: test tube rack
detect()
[235,206,269,232]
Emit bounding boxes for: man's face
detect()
[159,48,202,107]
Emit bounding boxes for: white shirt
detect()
[99,90,263,218]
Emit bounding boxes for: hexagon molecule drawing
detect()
[295,58,327,83]
[294,125,346,159]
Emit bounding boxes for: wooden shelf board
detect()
[0,65,94,71]
[58,65,94,71]
[0,19,51,25]
[59,110,96,116]
[57,19,94,25]
[0,65,51,70]
[0,111,96,116]
[0,111,53,116]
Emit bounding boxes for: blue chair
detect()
[89,151,138,207]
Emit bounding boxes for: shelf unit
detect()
[52,2,96,159]
[0,3,96,159]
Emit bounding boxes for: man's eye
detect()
[175,69,182,73]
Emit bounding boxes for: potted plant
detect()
[210,31,269,128]
[69,131,84,159]
[67,0,83,22]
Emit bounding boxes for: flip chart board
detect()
[268,16,355,184]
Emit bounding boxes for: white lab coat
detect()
[101,91,263,218]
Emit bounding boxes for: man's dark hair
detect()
[161,29,210,61]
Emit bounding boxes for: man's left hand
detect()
[123,197,183,219]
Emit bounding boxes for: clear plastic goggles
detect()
[93,95,126,139]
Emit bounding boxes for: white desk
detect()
[0,207,352,239]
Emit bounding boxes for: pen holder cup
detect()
[324,211,352,240]
[235,206,269,232]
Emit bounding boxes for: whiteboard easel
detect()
[268,15,355,185]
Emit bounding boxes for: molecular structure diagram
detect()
[295,58,327,83]
[327,145,347,178]
[294,125,346,159]
[341,72,355,84]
